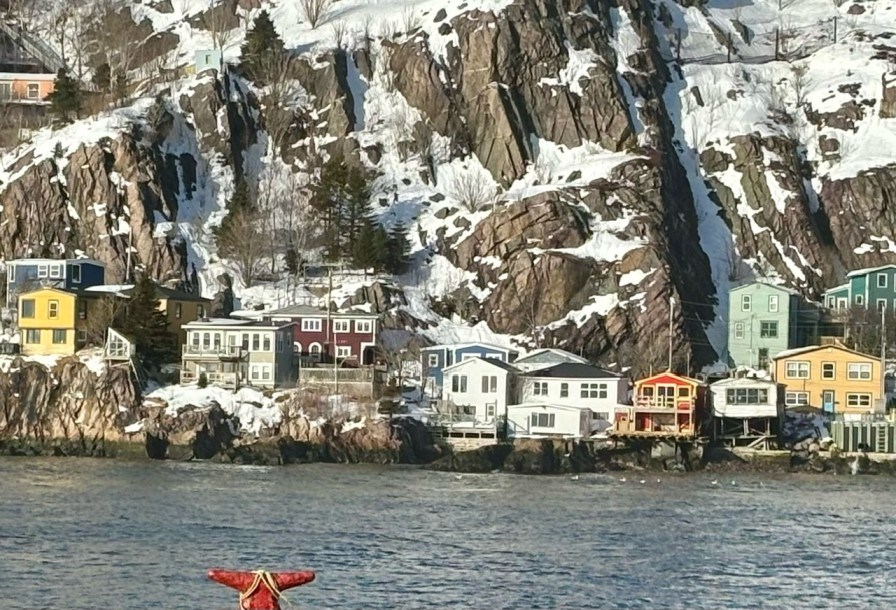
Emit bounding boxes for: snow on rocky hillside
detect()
[1,0,895,372]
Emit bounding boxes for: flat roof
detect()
[7,257,105,267]
[184,318,294,329]
[508,402,592,412]
[234,303,378,319]
[524,362,621,379]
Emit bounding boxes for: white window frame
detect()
[734,322,744,340]
[301,318,322,332]
[427,354,439,368]
[309,343,322,360]
[451,374,468,393]
[26,82,39,99]
[261,365,271,381]
[581,382,608,399]
[784,391,809,406]
[846,393,872,408]
[0,82,10,100]
[25,329,40,344]
[47,300,59,319]
[878,299,887,312]
[336,345,352,358]
[768,294,779,312]
[560,382,569,398]
[531,412,555,428]
[70,264,81,284]
[785,361,810,379]
[741,294,751,312]
[49,264,62,279]
[333,320,350,333]
[878,273,888,288]
[51,329,66,344]
[250,365,260,381]
[856,294,864,305]
[37,264,48,278]
[821,362,835,381]
[847,363,872,381]
[354,320,373,334]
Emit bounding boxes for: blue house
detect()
[422,342,519,396]
[5,258,105,307]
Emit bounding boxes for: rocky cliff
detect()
[2,0,896,369]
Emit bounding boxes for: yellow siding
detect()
[18,288,78,356]
[774,345,881,415]
[159,298,209,345]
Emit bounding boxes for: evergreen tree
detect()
[113,70,128,104]
[240,10,285,82]
[216,180,263,286]
[47,69,82,122]
[351,220,380,271]
[309,155,374,263]
[386,222,411,274]
[93,62,111,93]
[372,225,391,272]
[216,179,253,242]
[120,274,175,367]
[285,246,300,276]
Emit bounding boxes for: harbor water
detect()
[1,458,894,609]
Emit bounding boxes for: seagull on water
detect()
[619,477,627,483]
[639,479,646,484]
[710,479,718,486]
[731,480,737,487]
[570,475,580,481]
[454,475,463,480]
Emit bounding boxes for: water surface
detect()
[0,459,893,609]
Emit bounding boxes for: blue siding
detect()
[454,345,508,362]
[422,344,511,392]
[422,347,447,387]
[66,262,105,289]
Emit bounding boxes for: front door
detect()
[822,390,835,414]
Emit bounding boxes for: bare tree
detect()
[217,205,265,287]
[330,20,348,49]
[255,54,306,155]
[789,64,812,107]
[82,295,127,346]
[401,7,421,34]
[201,2,236,51]
[299,0,333,29]
[445,170,497,212]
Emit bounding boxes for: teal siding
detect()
[849,275,868,306]
[727,283,794,369]
[864,268,896,311]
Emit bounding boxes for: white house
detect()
[517,363,630,422]
[506,403,593,439]
[441,357,518,423]
[511,348,589,373]
[710,377,782,448]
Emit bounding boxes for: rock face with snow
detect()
[0,357,141,456]
[4,0,896,370]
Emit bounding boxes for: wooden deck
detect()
[609,430,698,441]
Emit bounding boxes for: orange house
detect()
[613,371,706,438]
[0,72,55,104]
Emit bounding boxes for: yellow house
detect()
[773,344,882,416]
[17,287,95,356]
[152,286,211,343]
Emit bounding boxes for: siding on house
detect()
[422,342,518,392]
[442,357,517,423]
[506,404,592,439]
[16,287,98,356]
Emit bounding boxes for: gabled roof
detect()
[423,341,519,354]
[18,286,103,298]
[443,356,518,373]
[773,344,876,361]
[513,348,589,364]
[508,402,592,412]
[7,257,105,267]
[729,281,799,296]
[635,370,702,387]
[823,283,850,295]
[86,283,209,302]
[846,264,896,278]
[523,362,620,379]
[710,377,779,388]
[235,303,378,319]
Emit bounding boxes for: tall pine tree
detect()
[120,275,175,367]
[386,222,411,274]
[310,155,373,263]
[240,10,285,83]
[47,69,82,122]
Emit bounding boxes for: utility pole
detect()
[881,306,886,414]
[668,296,674,371]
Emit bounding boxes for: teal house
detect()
[728,282,818,369]
[823,265,896,311]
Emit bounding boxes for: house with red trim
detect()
[234,304,379,365]
[613,371,707,438]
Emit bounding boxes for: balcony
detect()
[180,369,239,389]
[182,344,247,360]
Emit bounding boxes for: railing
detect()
[300,366,377,383]
[180,369,238,387]
[182,344,246,357]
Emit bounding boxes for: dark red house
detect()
[236,304,379,365]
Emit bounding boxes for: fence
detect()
[832,417,896,453]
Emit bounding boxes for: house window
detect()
[251,366,260,381]
[581,383,607,399]
[785,361,810,379]
[202,332,211,349]
[21,299,35,318]
[785,391,809,406]
[531,412,555,427]
[355,320,373,333]
[725,388,769,405]
[263,335,271,351]
[427,354,439,368]
[26,83,39,99]
[0,82,10,100]
[760,321,778,338]
[302,318,322,332]
[49,264,62,279]
[334,320,350,333]
[768,295,779,312]
[337,345,352,358]
[48,300,59,319]
[175,303,182,319]
[486,404,496,418]
[451,374,468,393]
[846,393,872,408]
[560,383,569,398]
[197,304,205,318]
[71,264,81,284]
[261,365,271,381]
[241,333,250,350]
[76,330,87,343]
[481,375,497,393]
[252,334,260,350]
[533,381,548,396]
[37,264,48,278]
[25,329,40,344]
[878,299,888,312]
[52,329,66,344]
[878,273,888,288]
[847,363,872,380]
[734,322,744,340]
[77,300,87,320]
[826,296,835,308]
[855,294,864,305]
[191,333,200,349]
[741,294,751,311]
[309,343,321,360]
[821,362,835,380]
[758,348,769,369]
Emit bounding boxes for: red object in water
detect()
[208,568,316,610]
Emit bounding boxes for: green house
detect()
[823,265,896,312]
[728,282,818,369]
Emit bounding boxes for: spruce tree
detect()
[93,63,111,93]
[352,220,379,271]
[240,10,285,82]
[372,225,391,272]
[47,69,82,122]
[285,246,300,276]
[216,179,253,244]
[309,155,374,263]
[386,222,411,274]
[120,274,175,367]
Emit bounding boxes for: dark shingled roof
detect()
[523,362,621,379]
